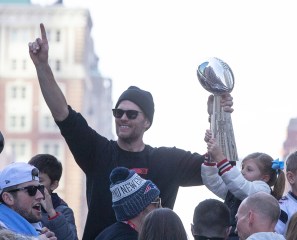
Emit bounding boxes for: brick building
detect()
[0,1,113,238]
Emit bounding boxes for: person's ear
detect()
[1,192,15,206]
[261,174,270,183]
[286,171,295,185]
[248,210,255,225]
[50,180,59,192]
[144,119,151,130]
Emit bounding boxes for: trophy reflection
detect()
[197,57,238,162]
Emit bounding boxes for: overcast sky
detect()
[61,0,297,159]
[32,0,297,237]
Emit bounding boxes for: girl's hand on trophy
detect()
[221,93,234,113]
[207,138,225,163]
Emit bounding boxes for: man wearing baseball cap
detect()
[0,162,56,239]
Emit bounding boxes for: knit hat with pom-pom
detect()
[109,166,160,221]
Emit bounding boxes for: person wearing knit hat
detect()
[114,86,154,128]
[95,167,161,240]
[29,23,234,239]
[0,162,56,239]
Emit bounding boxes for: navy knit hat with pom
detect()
[115,86,155,127]
[110,166,160,221]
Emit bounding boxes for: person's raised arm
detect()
[29,23,69,121]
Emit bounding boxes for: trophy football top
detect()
[197,57,235,95]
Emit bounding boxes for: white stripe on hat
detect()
[110,173,146,202]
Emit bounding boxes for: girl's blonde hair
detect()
[242,152,285,200]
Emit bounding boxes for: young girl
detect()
[202,130,285,240]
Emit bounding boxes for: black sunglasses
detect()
[112,109,142,120]
[8,184,45,197]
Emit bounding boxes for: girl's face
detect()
[241,159,265,182]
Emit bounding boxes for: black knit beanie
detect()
[115,86,155,127]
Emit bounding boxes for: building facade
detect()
[282,118,297,193]
[0,3,113,238]
[283,118,297,160]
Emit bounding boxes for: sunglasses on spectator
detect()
[112,109,143,120]
[8,184,45,197]
[151,197,162,208]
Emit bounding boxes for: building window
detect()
[56,30,61,42]
[21,86,26,98]
[10,115,16,127]
[11,87,17,98]
[40,114,59,132]
[10,142,27,159]
[44,116,51,128]
[6,140,31,163]
[40,143,63,157]
[12,59,17,70]
[9,85,27,99]
[20,116,26,127]
[10,28,30,42]
[6,84,32,132]
[55,60,61,71]
[38,141,64,166]
[8,115,28,130]
[43,143,49,153]
[10,29,18,42]
[22,60,27,70]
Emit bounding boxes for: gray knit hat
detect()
[110,167,160,221]
[115,86,155,127]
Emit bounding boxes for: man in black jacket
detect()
[29,23,234,239]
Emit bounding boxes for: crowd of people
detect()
[0,22,296,239]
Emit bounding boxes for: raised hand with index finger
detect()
[28,23,49,65]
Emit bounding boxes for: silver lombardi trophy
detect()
[197,57,238,161]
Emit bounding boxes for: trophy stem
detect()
[211,95,238,162]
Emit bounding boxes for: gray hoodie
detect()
[247,232,286,240]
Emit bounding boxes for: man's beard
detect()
[14,205,41,223]
[118,129,141,144]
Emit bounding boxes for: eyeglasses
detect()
[112,109,142,120]
[151,197,162,208]
[8,184,45,197]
